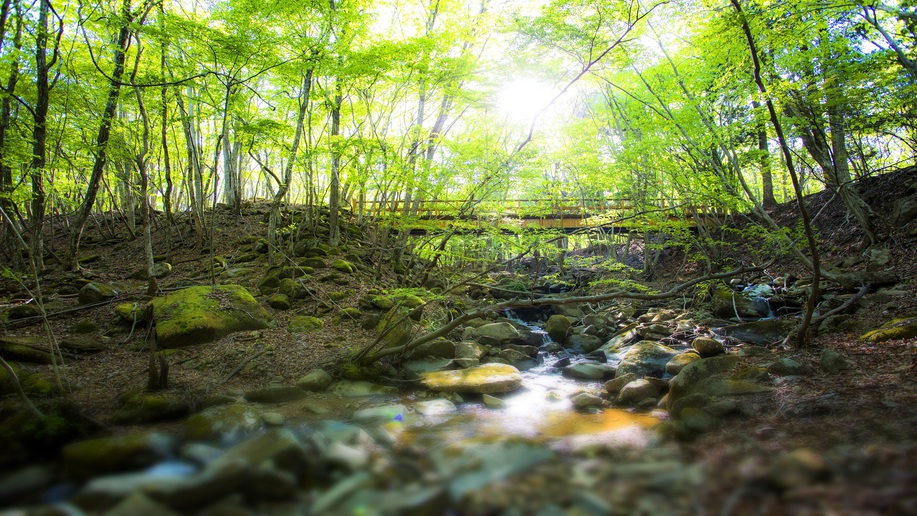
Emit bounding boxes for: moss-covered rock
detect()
[112,302,143,324]
[6,303,41,319]
[0,336,53,364]
[543,315,572,344]
[0,399,93,468]
[331,259,355,273]
[110,391,190,424]
[338,307,362,321]
[70,320,99,334]
[289,315,324,333]
[78,282,118,305]
[860,315,917,342]
[150,285,273,348]
[268,293,292,310]
[61,431,175,480]
[376,307,413,347]
[184,403,262,442]
[420,363,523,394]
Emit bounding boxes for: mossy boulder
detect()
[0,336,53,364]
[268,293,292,310]
[61,431,175,480]
[376,307,413,347]
[331,259,355,273]
[78,282,118,305]
[184,403,262,442]
[110,391,190,424]
[420,363,523,394]
[337,307,362,321]
[112,302,143,324]
[6,303,41,319]
[711,284,769,319]
[149,285,273,348]
[289,315,324,333]
[70,320,99,334]
[543,315,572,344]
[860,315,917,342]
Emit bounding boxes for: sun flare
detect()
[496,77,557,123]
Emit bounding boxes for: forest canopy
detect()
[0,0,914,271]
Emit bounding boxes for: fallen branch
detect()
[220,349,268,384]
[357,264,762,364]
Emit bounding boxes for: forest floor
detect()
[2,168,917,514]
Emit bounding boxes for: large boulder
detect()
[720,318,797,346]
[61,432,175,480]
[616,340,679,378]
[891,195,917,227]
[420,363,523,394]
[860,315,917,343]
[78,282,118,305]
[666,355,772,417]
[543,315,572,344]
[150,285,273,348]
[473,322,520,345]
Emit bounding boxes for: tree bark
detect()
[65,0,143,270]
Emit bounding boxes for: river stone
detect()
[563,362,616,380]
[482,394,506,408]
[860,314,917,342]
[6,303,41,319]
[474,322,520,345]
[616,379,664,406]
[711,284,769,319]
[768,357,813,376]
[328,380,399,397]
[667,355,740,412]
[419,363,523,394]
[605,373,636,395]
[60,335,109,354]
[353,404,409,423]
[600,325,639,354]
[296,369,333,391]
[403,358,455,379]
[71,469,188,513]
[543,315,572,344]
[666,352,701,375]
[410,338,456,359]
[184,403,263,442]
[262,412,285,426]
[211,428,310,479]
[243,385,308,404]
[617,340,679,378]
[496,349,537,370]
[820,349,853,373]
[111,392,190,424]
[62,431,175,480]
[570,392,606,409]
[691,337,725,357]
[106,491,182,516]
[150,285,273,348]
[504,344,539,357]
[720,318,797,346]
[79,282,118,305]
[414,399,458,416]
[680,407,720,433]
[566,334,603,353]
[268,293,291,310]
[554,303,585,318]
[768,448,832,491]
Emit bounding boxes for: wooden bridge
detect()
[351,198,722,234]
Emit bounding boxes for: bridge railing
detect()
[351,198,665,218]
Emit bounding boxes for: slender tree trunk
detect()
[29,0,55,274]
[328,79,342,247]
[65,0,140,270]
[732,0,820,347]
[0,0,24,271]
[752,100,776,207]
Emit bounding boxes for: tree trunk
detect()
[65,0,139,270]
[0,0,24,271]
[328,80,343,247]
[29,0,55,274]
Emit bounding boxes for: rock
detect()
[600,325,639,353]
[543,315,572,344]
[289,315,324,332]
[769,448,832,491]
[113,302,143,324]
[860,314,917,342]
[617,340,679,378]
[328,380,399,397]
[403,358,455,379]
[296,369,332,392]
[61,431,175,480]
[504,344,539,357]
[210,428,311,480]
[691,337,725,357]
[562,362,616,380]
[474,322,520,345]
[150,285,273,348]
[131,262,173,280]
[243,385,308,404]
[375,307,413,347]
[268,293,291,310]
[429,440,554,500]
[262,412,285,426]
[6,303,41,319]
[711,284,769,319]
[496,349,537,370]
[768,357,812,376]
[420,363,523,394]
[78,282,118,305]
[720,318,797,346]
[106,491,182,516]
[0,336,54,364]
[666,352,701,375]
[410,338,456,359]
[0,465,54,506]
[616,379,665,406]
[353,404,408,423]
[667,355,740,412]
[414,399,458,416]
[891,195,917,227]
[554,303,585,318]
[184,403,263,442]
[331,259,355,273]
[111,392,190,424]
[605,373,636,396]
[680,407,720,433]
[820,349,853,373]
[59,335,109,354]
[482,394,506,408]
[570,392,606,409]
[566,334,603,353]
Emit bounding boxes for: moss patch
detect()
[150,285,273,348]
[860,315,917,343]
